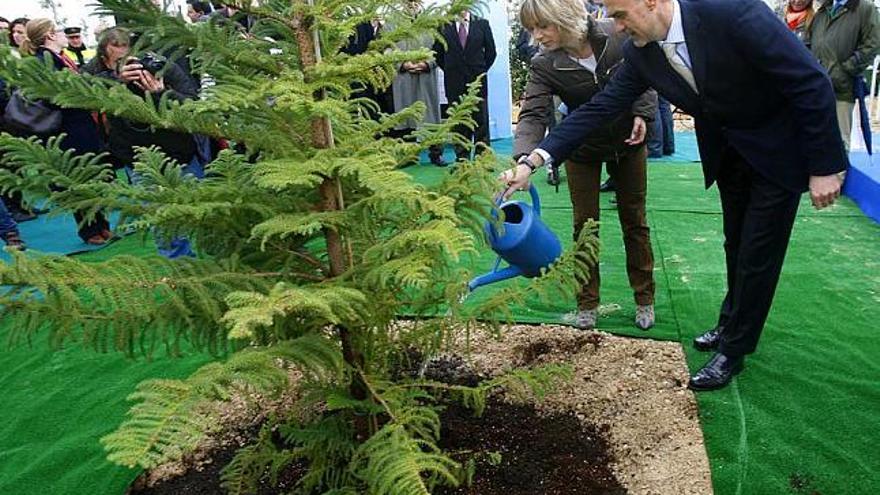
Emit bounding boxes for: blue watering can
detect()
[467,184,562,292]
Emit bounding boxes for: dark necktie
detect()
[458,22,468,49]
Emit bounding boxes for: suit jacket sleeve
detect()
[537,58,650,163]
[482,20,497,71]
[730,0,846,175]
[433,30,447,71]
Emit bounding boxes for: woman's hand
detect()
[625,116,647,145]
[498,157,538,200]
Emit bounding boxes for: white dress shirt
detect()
[661,0,693,70]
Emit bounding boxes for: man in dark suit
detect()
[503,0,847,391]
[341,20,394,118]
[435,10,497,161]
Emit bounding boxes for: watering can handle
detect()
[497,183,542,217]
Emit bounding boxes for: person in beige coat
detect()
[515,0,658,330]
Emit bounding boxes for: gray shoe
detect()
[635,304,655,330]
[575,309,598,329]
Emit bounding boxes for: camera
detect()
[116,52,168,76]
[138,52,167,75]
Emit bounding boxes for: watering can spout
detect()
[467,265,523,292]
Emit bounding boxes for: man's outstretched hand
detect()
[625,116,647,145]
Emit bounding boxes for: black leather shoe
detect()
[688,353,744,391]
[599,178,615,192]
[693,325,724,352]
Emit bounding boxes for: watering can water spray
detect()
[467,184,562,292]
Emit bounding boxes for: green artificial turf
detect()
[0,160,877,494]
[0,236,215,494]
[409,161,880,494]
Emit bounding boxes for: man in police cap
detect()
[63,26,95,67]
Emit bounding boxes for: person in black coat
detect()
[341,20,394,118]
[85,28,199,174]
[20,19,111,245]
[434,10,496,161]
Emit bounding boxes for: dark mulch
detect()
[130,355,625,494]
[128,436,307,495]
[435,398,626,495]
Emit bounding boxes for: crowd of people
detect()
[0,1,499,251]
[348,1,498,166]
[0,4,236,253]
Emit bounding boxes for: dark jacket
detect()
[434,16,497,102]
[515,28,538,63]
[539,0,847,193]
[342,21,375,56]
[35,47,104,155]
[96,61,198,167]
[514,17,656,162]
[809,0,880,101]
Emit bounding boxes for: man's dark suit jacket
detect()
[342,21,375,56]
[435,16,497,103]
[539,0,847,193]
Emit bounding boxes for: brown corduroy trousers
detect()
[565,145,655,310]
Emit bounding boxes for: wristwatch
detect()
[517,155,540,175]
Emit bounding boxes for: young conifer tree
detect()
[0,0,597,492]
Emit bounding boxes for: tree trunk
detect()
[291,2,369,440]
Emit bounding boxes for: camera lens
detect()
[139,52,167,74]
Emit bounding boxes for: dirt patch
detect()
[462,325,712,495]
[129,435,307,495]
[436,399,626,495]
[129,324,712,495]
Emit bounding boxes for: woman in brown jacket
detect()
[516,0,657,330]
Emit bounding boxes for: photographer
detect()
[89,28,199,176]
[90,28,201,257]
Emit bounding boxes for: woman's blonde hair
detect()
[19,18,55,56]
[519,0,588,51]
